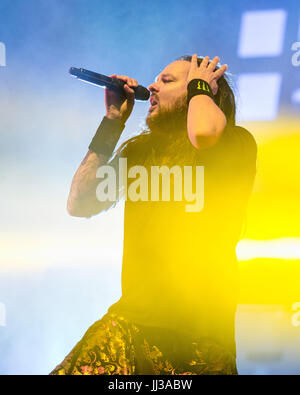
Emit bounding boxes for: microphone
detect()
[69,67,150,101]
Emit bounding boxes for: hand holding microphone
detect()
[105,74,138,124]
[69,67,150,124]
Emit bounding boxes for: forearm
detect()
[67,116,125,217]
[67,150,109,217]
[67,74,137,217]
[187,95,227,150]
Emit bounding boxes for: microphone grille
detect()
[135,86,150,101]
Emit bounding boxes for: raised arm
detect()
[186,54,228,150]
[67,74,138,218]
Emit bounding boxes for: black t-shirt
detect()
[105,125,257,349]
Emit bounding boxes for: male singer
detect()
[50,54,257,375]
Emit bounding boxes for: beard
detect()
[118,92,199,169]
[145,93,188,138]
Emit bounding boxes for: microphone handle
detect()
[69,67,150,101]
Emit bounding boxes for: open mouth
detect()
[149,104,158,113]
[149,97,159,112]
[150,96,158,106]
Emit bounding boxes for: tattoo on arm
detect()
[67,150,110,216]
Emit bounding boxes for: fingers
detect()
[198,55,228,75]
[200,56,210,69]
[207,56,220,71]
[202,56,228,81]
[190,53,198,70]
[108,74,138,100]
[213,64,228,80]
[190,54,227,72]
[113,75,138,89]
[123,84,135,105]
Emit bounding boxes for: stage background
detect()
[0,0,300,374]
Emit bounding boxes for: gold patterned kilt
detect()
[49,312,237,375]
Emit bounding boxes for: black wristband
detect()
[187,79,215,104]
[88,116,125,157]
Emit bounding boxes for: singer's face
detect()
[146,60,190,133]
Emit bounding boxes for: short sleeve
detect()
[191,125,258,208]
[195,125,257,175]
